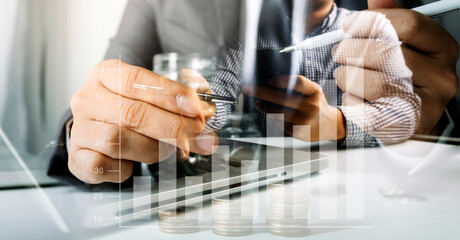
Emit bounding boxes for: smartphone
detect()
[242,48,301,133]
[255,48,299,87]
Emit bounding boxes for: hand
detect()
[177,68,216,122]
[333,11,422,144]
[69,60,218,184]
[242,76,346,142]
[337,0,460,134]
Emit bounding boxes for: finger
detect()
[177,148,190,162]
[334,65,391,101]
[268,75,321,96]
[341,11,400,41]
[71,92,204,153]
[367,0,402,9]
[178,68,210,93]
[282,121,320,142]
[202,102,216,120]
[402,47,458,98]
[177,68,217,118]
[252,105,287,136]
[413,87,447,134]
[188,131,220,156]
[401,46,454,89]
[94,60,204,121]
[70,120,176,165]
[255,101,308,125]
[242,85,307,110]
[333,38,410,75]
[68,148,133,184]
[341,93,365,107]
[364,9,458,55]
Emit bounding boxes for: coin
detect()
[212,196,253,237]
[158,206,199,234]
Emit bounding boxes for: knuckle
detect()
[87,155,104,173]
[449,40,460,61]
[331,45,339,59]
[311,81,322,93]
[69,126,80,148]
[156,88,169,103]
[295,80,306,91]
[67,152,79,177]
[120,162,133,182]
[454,41,460,56]
[334,67,346,86]
[68,150,105,184]
[124,67,144,90]
[98,59,120,71]
[374,72,388,90]
[143,157,156,165]
[86,154,107,183]
[373,13,392,36]
[444,72,459,99]
[104,127,121,156]
[333,42,345,60]
[165,118,185,143]
[136,139,160,165]
[143,153,158,165]
[296,75,308,84]
[70,91,84,114]
[402,11,422,36]
[158,143,175,161]
[313,100,321,111]
[121,101,149,129]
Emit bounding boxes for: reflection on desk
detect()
[0,141,58,189]
[1,139,459,239]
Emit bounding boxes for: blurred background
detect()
[0,0,128,155]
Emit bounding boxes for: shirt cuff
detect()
[337,106,379,148]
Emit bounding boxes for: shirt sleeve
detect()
[105,0,160,70]
[337,106,379,148]
[335,11,422,147]
[205,34,244,131]
[339,92,421,147]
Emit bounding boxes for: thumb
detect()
[367,0,402,9]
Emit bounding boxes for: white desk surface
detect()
[1,139,459,240]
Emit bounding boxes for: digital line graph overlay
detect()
[83,56,371,232]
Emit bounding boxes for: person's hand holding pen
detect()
[245,10,422,144]
[337,0,459,134]
[333,10,421,144]
[175,68,217,122]
[68,60,218,184]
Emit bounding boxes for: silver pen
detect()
[197,93,238,104]
[279,0,460,53]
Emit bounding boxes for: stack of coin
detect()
[212,196,253,236]
[267,182,311,237]
[158,206,199,234]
